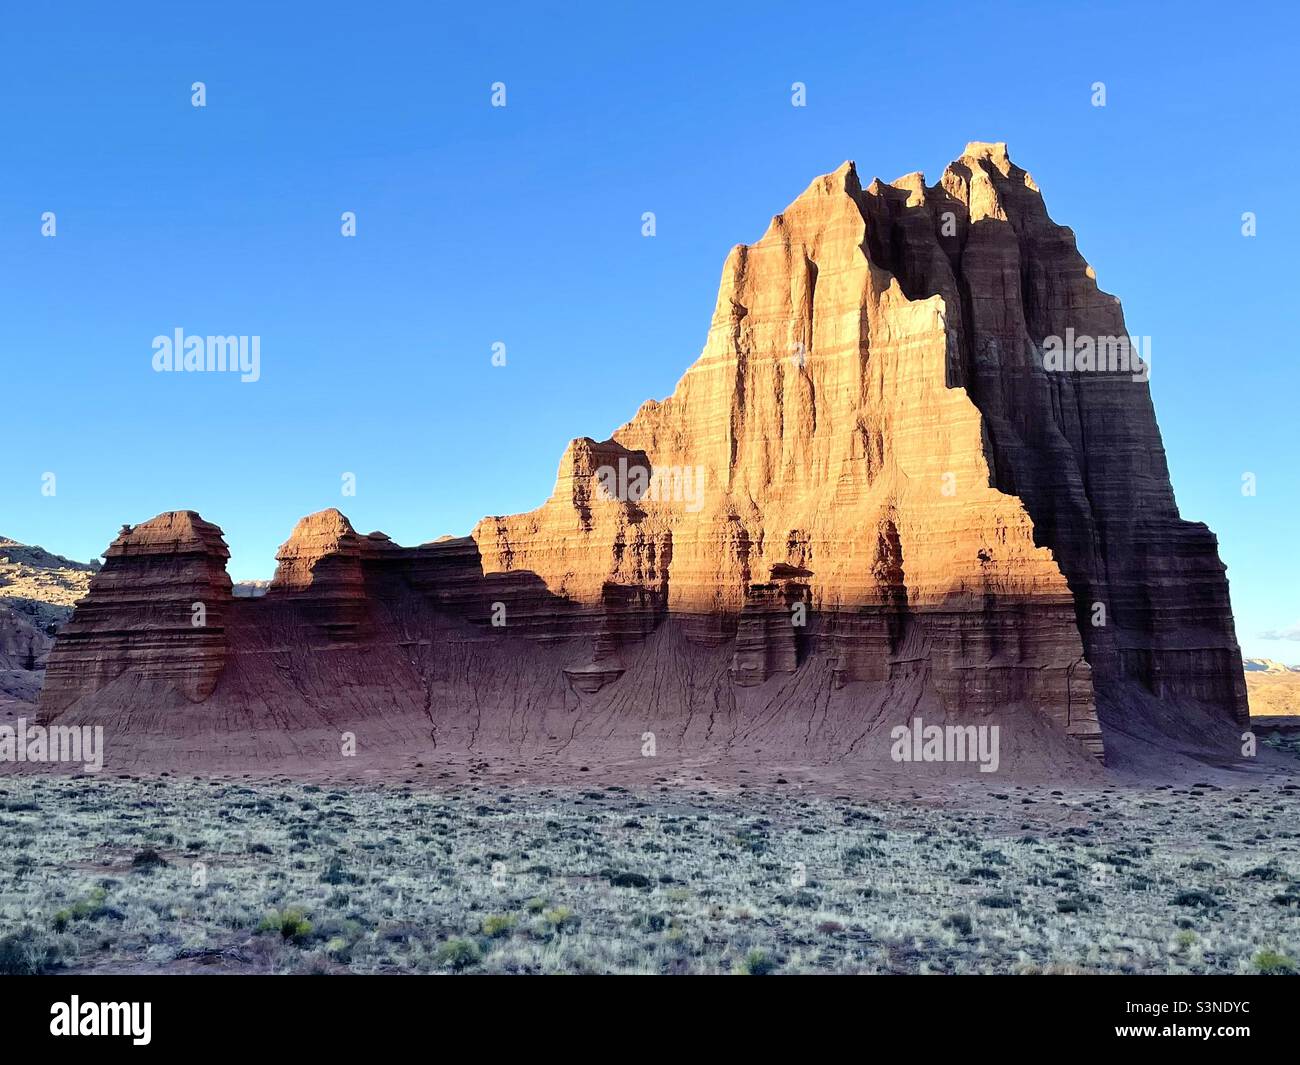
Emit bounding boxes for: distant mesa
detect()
[1,536,96,717]
[1244,657,1300,674]
[1243,657,1300,720]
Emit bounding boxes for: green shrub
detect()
[256,907,313,944]
[543,905,577,930]
[435,938,481,971]
[739,949,777,976]
[1253,950,1296,976]
[481,914,516,938]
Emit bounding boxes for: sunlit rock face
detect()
[39,145,1251,773]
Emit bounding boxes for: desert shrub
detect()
[1253,950,1296,976]
[51,886,116,931]
[435,938,481,971]
[319,857,361,885]
[543,906,577,930]
[0,927,60,975]
[1171,890,1217,908]
[775,891,819,909]
[130,849,167,871]
[739,949,776,976]
[942,913,973,935]
[481,914,516,938]
[256,907,313,944]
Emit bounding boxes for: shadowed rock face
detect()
[39,512,232,709]
[38,144,1249,775]
[858,143,1247,729]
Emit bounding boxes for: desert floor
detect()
[1,770,1298,975]
[1247,671,1300,716]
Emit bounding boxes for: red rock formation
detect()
[474,149,1106,758]
[37,144,1252,775]
[731,575,810,687]
[40,512,232,712]
[265,509,393,642]
[858,143,1247,730]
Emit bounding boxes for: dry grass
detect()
[0,775,1297,975]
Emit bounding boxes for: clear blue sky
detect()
[3,1,1296,659]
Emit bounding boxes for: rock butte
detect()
[38,143,1250,778]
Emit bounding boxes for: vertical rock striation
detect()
[37,144,1248,771]
[860,143,1248,727]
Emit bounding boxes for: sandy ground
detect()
[1247,671,1300,717]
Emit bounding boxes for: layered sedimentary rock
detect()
[731,573,811,687]
[38,143,1251,772]
[39,512,232,711]
[857,144,1247,727]
[470,148,1109,757]
[265,509,395,642]
[1,607,51,712]
[0,606,50,674]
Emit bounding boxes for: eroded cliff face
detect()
[860,143,1247,727]
[39,512,231,710]
[1,538,97,714]
[38,144,1249,773]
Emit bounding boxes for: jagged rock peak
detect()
[960,140,1012,168]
